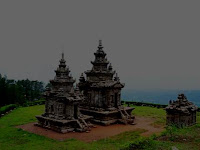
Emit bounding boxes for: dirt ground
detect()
[17,116,164,142]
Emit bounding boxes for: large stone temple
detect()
[36,53,92,133]
[166,94,198,127]
[78,40,135,125]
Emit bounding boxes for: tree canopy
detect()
[0,74,45,107]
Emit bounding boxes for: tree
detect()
[0,74,45,106]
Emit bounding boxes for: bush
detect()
[22,99,45,107]
[0,104,18,116]
[122,137,155,150]
[161,125,179,141]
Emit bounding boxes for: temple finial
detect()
[99,40,102,46]
[62,52,64,60]
[98,40,103,50]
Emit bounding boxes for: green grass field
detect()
[0,105,200,150]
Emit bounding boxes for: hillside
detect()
[0,105,200,150]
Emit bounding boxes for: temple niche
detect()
[78,40,135,125]
[36,53,92,133]
[165,94,198,127]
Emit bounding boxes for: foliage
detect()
[22,99,45,107]
[162,125,178,141]
[0,104,18,115]
[0,74,44,107]
[121,137,156,150]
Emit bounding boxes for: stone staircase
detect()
[119,109,135,125]
[76,118,90,132]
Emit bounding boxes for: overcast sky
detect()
[0,1,200,90]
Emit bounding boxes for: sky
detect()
[0,1,200,90]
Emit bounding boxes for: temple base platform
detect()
[79,106,135,126]
[35,115,93,133]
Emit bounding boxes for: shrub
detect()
[0,104,18,116]
[161,125,179,141]
[121,137,155,150]
[22,99,45,107]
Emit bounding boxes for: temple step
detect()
[77,118,90,132]
[120,109,130,119]
[119,109,135,125]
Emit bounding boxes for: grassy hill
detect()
[0,105,200,150]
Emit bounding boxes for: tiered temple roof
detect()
[166,94,198,114]
[80,40,124,89]
[45,53,82,102]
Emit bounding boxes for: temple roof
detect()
[51,53,75,83]
[81,40,122,81]
[165,94,198,114]
[45,53,83,102]
[89,81,125,88]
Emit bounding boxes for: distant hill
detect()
[122,89,200,107]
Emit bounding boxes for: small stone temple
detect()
[36,53,92,133]
[165,93,198,127]
[78,40,135,125]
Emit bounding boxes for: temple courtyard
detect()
[1,104,200,150]
[17,116,163,142]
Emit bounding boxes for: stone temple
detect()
[36,53,92,133]
[166,94,198,127]
[78,40,135,125]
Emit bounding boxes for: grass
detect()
[0,105,200,150]
[130,104,166,127]
[0,105,146,150]
[129,104,200,150]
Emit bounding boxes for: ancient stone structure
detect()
[78,40,135,125]
[36,53,92,133]
[166,94,198,127]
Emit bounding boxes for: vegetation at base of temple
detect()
[0,104,17,116]
[0,100,46,116]
[0,74,45,107]
[0,105,200,150]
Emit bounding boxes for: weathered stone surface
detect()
[78,40,135,125]
[165,93,198,127]
[36,53,92,133]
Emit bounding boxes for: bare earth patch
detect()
[17,116,164,142]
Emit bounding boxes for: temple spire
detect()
[62,52,64,60]
[98,40,103,50]
[58,51,66,69]
[99,40,102,46]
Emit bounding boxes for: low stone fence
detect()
[121,101,167,108]
[122,101,200,112]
